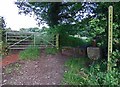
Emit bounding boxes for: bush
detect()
[82,64,120,86]
[0,42,9,57]
[60,35,89,47]
[112,50,120,68]
[19,45,40,60]
[45,47,58,55]
[0,29,9,57]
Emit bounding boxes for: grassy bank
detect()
[62,57,90,85]
[62,57,120,85]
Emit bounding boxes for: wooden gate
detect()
[6,31,57,50]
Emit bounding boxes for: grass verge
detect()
[62,57,120,85]
[19,45,40,60]
[62,57,89,85]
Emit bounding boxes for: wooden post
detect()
[56,34,59,50]
[0,29,2,42]
[6,31,7,43]
[107,6,113,71]
[0,29,3,58]
[34,33,35,46]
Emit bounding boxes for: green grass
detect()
[19,45,40,60]
[65,58,89,69]
[62,57,90,85]
[45,47,58,55]
[62,57,120,85]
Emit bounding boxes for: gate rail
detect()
[8,34,33,48]
[6,31,34,49]
[6,31,58,49]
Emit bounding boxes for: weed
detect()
[4,63,21,74]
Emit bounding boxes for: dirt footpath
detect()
[2,51,68,85]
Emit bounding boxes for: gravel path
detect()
[2,51,68,85]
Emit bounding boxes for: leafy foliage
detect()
[83,65,119,85]
[0,16,6,29]
[0,41,9,57]
[112,50,120,69]
[15,2,95,26]
[60,35,88,47]
[44,25,91,48]
[94,2,120,48]
[19,45,40,60]
[20,27,41,32]
[0,25,8,57]
[15,2,120,69]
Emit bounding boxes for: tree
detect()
[95,2,120,68]
[15,1,120,50]
[93,2,120,50]
[20,27,40,32]
[0,16,6,29]
[15,2,96,27]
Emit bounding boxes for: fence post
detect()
[0,29,2,42]
[34,33,35,46]
[6,31,7,43]
[56,34,59,50]
[0,29,3,58]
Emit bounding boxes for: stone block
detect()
[87,47,101,60]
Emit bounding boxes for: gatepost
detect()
[0,29,2,87]
[56,34,59,50]
[0,29,2,57]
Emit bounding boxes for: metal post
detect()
[107,6,113,71]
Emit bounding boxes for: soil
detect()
[0,50,22,67]
[2,50,69,85]
[0,54,18,67]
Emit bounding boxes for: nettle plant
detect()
[85,64,119,85]
[83,50,120,86]
[112,50,120,68]
[77,50,120,86]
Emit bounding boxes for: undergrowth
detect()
[62,57,120,86]
[62,57,89,85]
